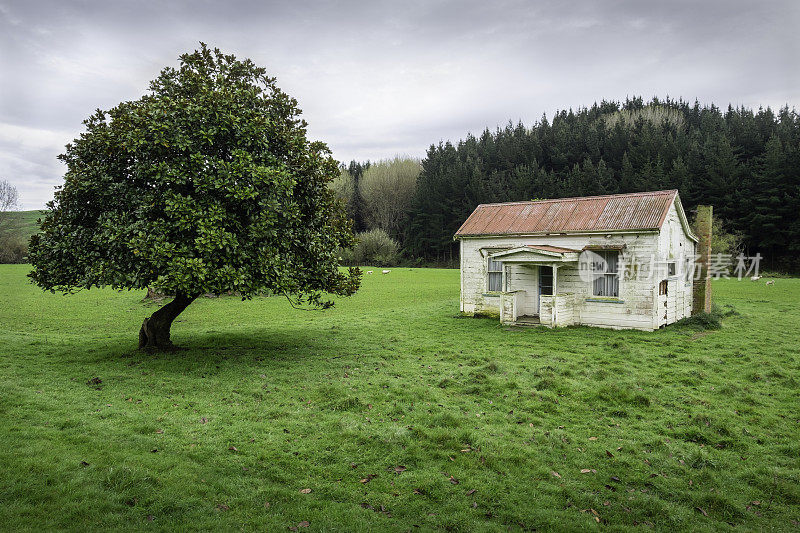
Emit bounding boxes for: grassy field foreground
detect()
[0,265,799,531]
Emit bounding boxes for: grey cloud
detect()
[1,0,798,209]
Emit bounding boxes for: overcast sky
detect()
[1,0,798,209]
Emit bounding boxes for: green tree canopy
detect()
[29,44,360,349]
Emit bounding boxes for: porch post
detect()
[552,264,559,325]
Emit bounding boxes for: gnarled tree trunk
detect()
[138,293,198,350]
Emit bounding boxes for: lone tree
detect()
[29,45,361,349]
[0,179,18,212]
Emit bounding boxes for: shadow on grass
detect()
[83,324,361,373]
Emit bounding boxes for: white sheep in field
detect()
[366,270,373,274]
[766,280,775,286]
[750,275,761,281]
[382,269,390,274]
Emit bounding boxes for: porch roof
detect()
[489,244,580,263]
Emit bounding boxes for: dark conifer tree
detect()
[401,97,800,271]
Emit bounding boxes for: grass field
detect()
[1,265,798,531]
[0,210,42,243]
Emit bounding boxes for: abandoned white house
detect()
[454,190,699,330]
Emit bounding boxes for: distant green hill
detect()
[0,210,43,243]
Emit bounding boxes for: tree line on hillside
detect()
[4,97,799,272]
[342,98,800,272]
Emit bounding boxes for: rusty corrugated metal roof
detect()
[455,190,678,237]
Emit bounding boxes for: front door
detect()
[538,266,554,316]
[508,264,538,316]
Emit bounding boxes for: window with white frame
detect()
[592,251,619,297]
[487,256,503,291]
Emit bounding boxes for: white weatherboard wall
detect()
[657,201,696,323]
[460,232,661,330]
[458,198,697,330]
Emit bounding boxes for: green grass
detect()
[1,265,799,531]
[0,210,42,243]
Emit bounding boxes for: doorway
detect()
[515,265,552,318]
[539,266,553,301]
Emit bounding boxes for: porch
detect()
[498,290,577,327]
[490,245,580,328]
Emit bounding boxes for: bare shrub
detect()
[329,169,356,220]
[359,157,419,234]
[602,105,685,130]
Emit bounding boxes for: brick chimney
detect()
[692,205,713,315]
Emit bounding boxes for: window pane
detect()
[592,273,619,297]
[540,266,553,295]
[593,275,603,296]
[608,273,619,296]
[591,252,620,296]
[590,251,618,274]
[605,252,618,273]
[488,256,503,291]
[488,272,502,291]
